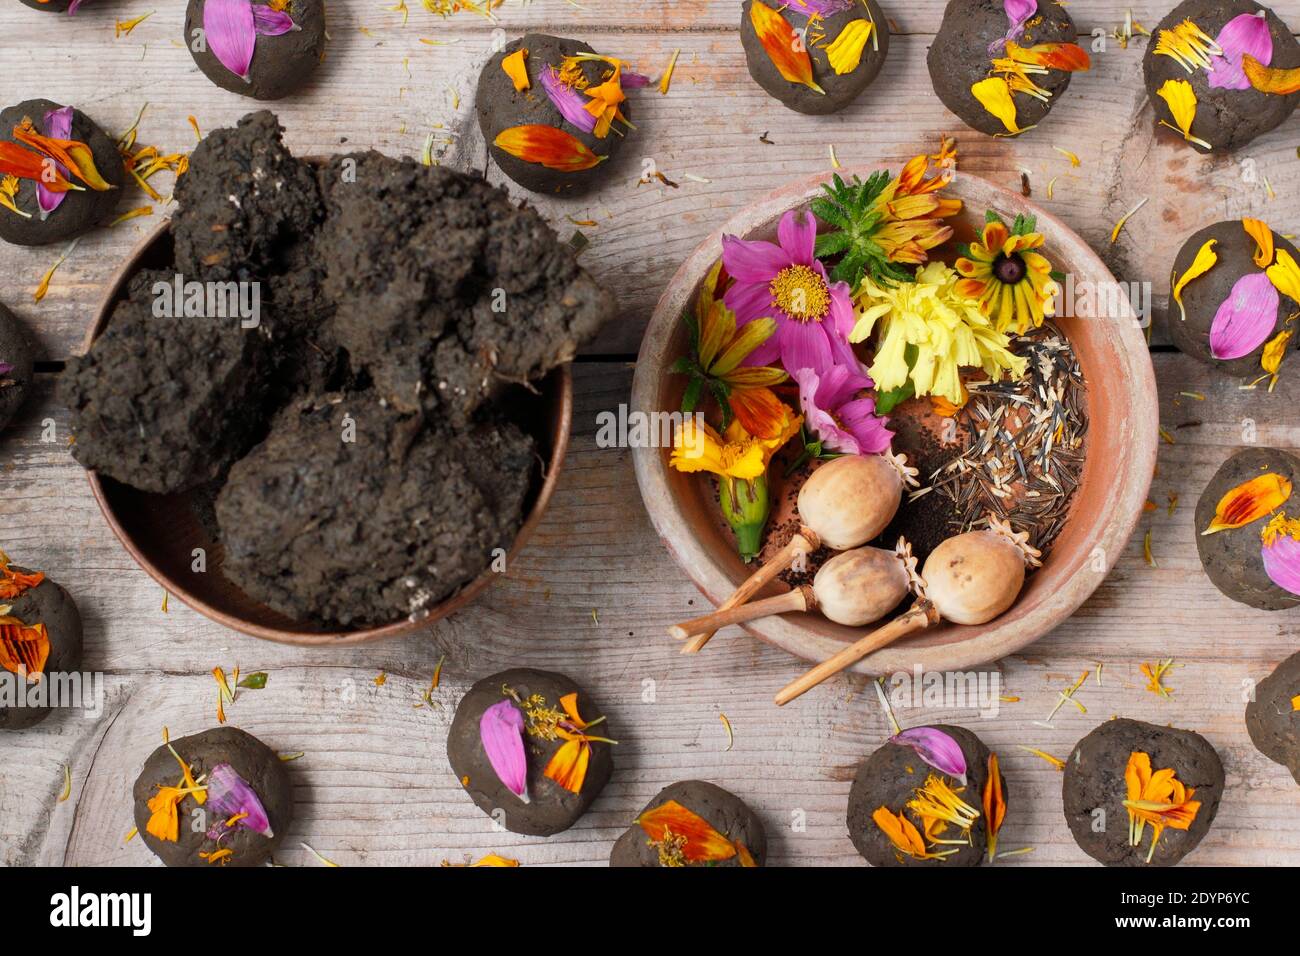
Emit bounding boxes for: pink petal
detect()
[890,727,968,784]
[206,763,274,837]
[68,0,86,12]
[839,398,893,453]
[1209,271,1279,360]
[204,0,257,82]
[741,331,782,368]
[779,320,833,377]
[621,71,651,88]
[252,4,297,36]
[721,233,790,284]
[788,0,855,15]
[793,366,848,449]
[990,0,1038,53]
[1263,532,1300,596]
[826,277,857,340]
[1207,11,1271,91]
[816,360,871,407]
[723,279,775,328]
[539,66,598,134]
[37,106,73,219]
[777,209,817,267]
[479,699,529,799]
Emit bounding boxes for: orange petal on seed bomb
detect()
[749,0,825,94]
[636,800,738,863]
[1202,473,1293,535]
[492,125,605,172]
[1243,54,1300,94]
[501,48,529,91]
[1006,40,1091,71]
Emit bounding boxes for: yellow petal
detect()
[1243,218,1275,268]
[1155,78,1211,149]
[1171,238,1217,321]
[1266,248,1300,304]
[825,19,873,76]
[971,77,1022,134]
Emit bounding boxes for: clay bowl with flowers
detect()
[632,156,1158,679]
[81,219,572,646]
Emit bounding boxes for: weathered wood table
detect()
[3,0,1300,867]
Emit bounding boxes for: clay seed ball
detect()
[922,528,1027,625]
[132,726,292,867]
[740,0,891,115]
[1245,650,1300,783]
[798,453,902,550]
[610,779,767,866]
[19,0,74,10]
[447,668,614,837]
[1062,718,1223,866]
[928,0,1080,137]
[813,546,910,626]
[0,99,125,247]
[847,724,1002,867]
[1144,0,1300,153]
[477,33,629,195]
[1166,219,1300,375]
[0,568,83,731]
[185,0,327,101]
[0,302,34,433]
[1195,447,1300,610]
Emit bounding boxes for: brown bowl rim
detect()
[630,167,1159,675]
[81,217,573,646]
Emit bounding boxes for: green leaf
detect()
[1011,213,1037,236]
[1050,269,1066,283]
[682,309,700,354]
[985,209,1005,225]
[814,230,852,258]
[709,378,733,430]
[874,381,915,415]
[810,198,850,230]
[681,375,703,415]
[668,356,695,376]
[956,242,972,259]
[237,672,268,690]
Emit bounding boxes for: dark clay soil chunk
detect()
[0,302,34,433]
[1063,718,1223,866]
[318,151,613,422]
[1246,650,1300,783]
[215,394,535,627]
[1195,447,1300,610]
[610,780,767,866]
[20,1,76,10]
[846,724,1003,866]
[1166,220,1300,375]
[740,0,890,115]
[476,33,629,195]
[446,668,614,836]
[132,726,292,867]
[0,99,125,247]
[928,0,1079,136]
[185,0,327,101]
[0,569,84,731]
[60,275,272,494]
[1144,0,1300,153]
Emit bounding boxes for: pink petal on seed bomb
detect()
[36,106,73,219]
[889,727,968,784]
[252,4,298,36]
[539,66,598,134]
[1206,11,1273,91]
[1208,271,1280,360]
[990,0,1037,53]
[479,698,529,799]
[205,0,258,82]
[206,763,274,837]
[1263,531,1300,596]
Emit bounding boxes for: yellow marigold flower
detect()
[669,407,800,481]
[954,216,1057,334]
[851,261,1027,406]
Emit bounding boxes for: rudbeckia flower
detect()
[955,213,1057,334]
[721,209,860,374]
[792,360,892,455]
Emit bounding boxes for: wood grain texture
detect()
[4,0,1300,868]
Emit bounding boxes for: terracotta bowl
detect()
[631,169,1158,675]
[81,219,572,646]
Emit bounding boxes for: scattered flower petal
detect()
[206,763,274,837]
[889,727,968,784]
[1171,238,1217,321]
[1208,271,1279,360]
[1207,11,1272,91]
[479,698,529,799]
[205,0,257,82]
[493,124,604,171]
[1202,472,1292,534]
[501,48,529,91]
[749,0,824,94]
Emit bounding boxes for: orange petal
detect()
[13,124,114,191]
[493,125,606,172]
[0,141,76,192]
[729,386,788,440]
[501,48,529,91]
[542,738,590,793]
[1202,472,1293,534]
[749,0,824,95]
[557,691,588,730]
[1007,40,1092,71]
[1243,217,1275,269]
[733,840,758,867]
[637,799,738,863]
[0,621,49,680]
[1243,53,1300,94]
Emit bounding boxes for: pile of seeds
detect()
[913,323,1087,557]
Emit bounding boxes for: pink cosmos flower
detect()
[792,361,892,455]
[721,209,860,375]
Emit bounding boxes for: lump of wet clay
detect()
[0,99,125,247]
[0,302,34,433]
[0,560,83,731]
[1063,717,1223,866]
[610,780,767,866]
[1144,0,1300,153]
[185,0,328,101]
[928,0,1083,137]
[1166,220,1300,375]
[215,392,535,627]
[740,0,890,115]
[846,724,1003,867]
[476,33,632,195]
[60,273,273,494]
[132,726,292,867]
[446,668,614,837]
[1246,650,1300,783]
[318,150,613,422]
[1195,447,1300,610]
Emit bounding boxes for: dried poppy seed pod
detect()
[813,540,921,627]
[921,517,1042,626]
[797,452,918,551]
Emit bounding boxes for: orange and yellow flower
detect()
[541,692,615,794]
[955,217,1057,334]
[1123,751,1201,863]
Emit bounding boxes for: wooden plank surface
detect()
[4,0,1300,867]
